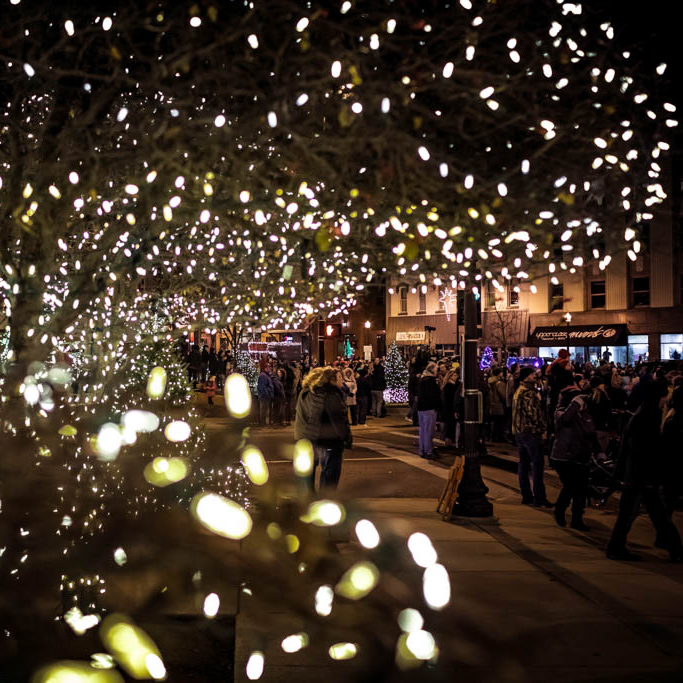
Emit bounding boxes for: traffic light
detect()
[320,322,342,338]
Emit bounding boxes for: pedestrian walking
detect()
[370,358,387,417]
[512,367,552,507]
[272,369,286,425]
[356,368,371,425]
[294,367,352,490]
[487,367,507,442]
[550,381,600,530]
[417,362,441,459]
[342,367,358,426]
[205,375,217,406]
[607,380,683,562]
[442,369,462,447]
[257,365,274,426]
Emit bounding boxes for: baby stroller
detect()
[586,409,631,507]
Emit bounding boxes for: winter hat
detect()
[519,367,535,383]
[558,349,570,360]
[590,375,605,389]
[423,362,438,377]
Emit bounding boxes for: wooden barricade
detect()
[436,455,466,519]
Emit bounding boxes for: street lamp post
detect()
[451,290,493,517]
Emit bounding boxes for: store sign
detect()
[396,331,426,343]
[527,324,628,346]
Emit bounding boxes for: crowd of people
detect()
[187,340,682,562]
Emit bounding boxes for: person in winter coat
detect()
[271,370,286,426]
[586,375,612,452]
[487,367,507,442]
[356,368,372,425]
[257,367,275,426]
[442,370,463,447]
[208,349,221,383]
[546,349,574,436]
[205,375,217,406]
[417,363,442,459]
[407,363,420,425]
[607,380,683,562]
[342,367,358,426]
[188,344,202,388]
[200,344,210,382]
[370,358,387,417]
[512,367,551,507]
[294,367,352,490]
[551,382,600,530]
[661,386,683,521]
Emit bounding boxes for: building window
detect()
[485,282,496,309]
[590,280,606,309]
[399,286,408,315]
[631,276,650,307]
[507,288,519,308]
[628,334,648,363]
[549,283,564,312]
[418,290,426,313]
[661,334,683,361]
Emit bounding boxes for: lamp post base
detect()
[450,457,493,518]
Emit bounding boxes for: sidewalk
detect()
[234,483,683,683]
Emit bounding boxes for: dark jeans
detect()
[272,397,284,425]
[608,484,683,554]
[310,445,344,490]
[259,397,272,426]
[515,432,547,503]
[554,460,588,522]
[349,404,358,426]
[357,396,368,424]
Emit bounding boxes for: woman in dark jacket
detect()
[607,381,683,562]
[661,386,683,520]
[442,370,463,447]
[586,375,612,452]
[355,367,372,425]
[295,367,352,490]
[550,383,599,530]
[417,362,442,459]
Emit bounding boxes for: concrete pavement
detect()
[201,408,683,682]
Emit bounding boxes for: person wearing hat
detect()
[586,374,612,452]
[546,349,574,438]
[512,367,552,507]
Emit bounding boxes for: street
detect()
[202,407,683,683]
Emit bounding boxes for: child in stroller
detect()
[587,409,631,506]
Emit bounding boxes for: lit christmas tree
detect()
[384,341,409,404]
[235,349,259,394]
[480,346,495,371]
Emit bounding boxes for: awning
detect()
[527,324,629,346]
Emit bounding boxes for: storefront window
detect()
[627,335,648,364]
[661,333,683,361]
[590,280,606,309]
[399,286,408,314]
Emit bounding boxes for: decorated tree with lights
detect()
[235,348,259,394]
[0,0,679,679]
[384,341,409,404]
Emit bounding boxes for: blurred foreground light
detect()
[354,519,380,548]
[59,424,78,437]
[407,532,438,567]
[241,446,269,485]
[281,633,309,653]
[95,423,122,461]
[398,608,424,633]
[329,642,358,660]
[301,500,345,526]
[64,607,101,636]
[293,439,314,476]
[100,614,165,680]
[422,563,450,610]
[114,547,127,566]
[146,366,167,399]
[144,457,190,487]
[48,366,72,386]
[335,561,379,600]
[315,585,334,616]
[123,410,160,433]
[31,661,124,682]
[406,630,437,660]
[225,373,251,418]
[164,420,191,443]
[192,492,253,540]
[246,651,265,680]
[203,593,220,618]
